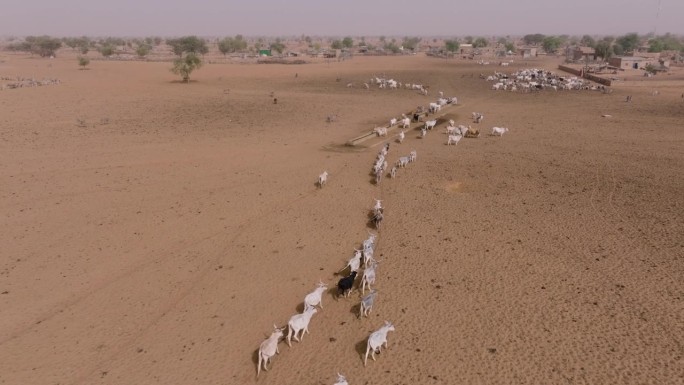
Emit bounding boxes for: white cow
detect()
[491,126,509,136]
[424,120,437,130]
[304,281,328,310]
[400,117,410,129]
[257,325,284,377]
[447,134,462,145]
[287,306,318,346]
[318,171,329,188]
[364,321,396,366]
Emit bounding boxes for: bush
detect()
[171,53,202,82]
[78,56,90,69]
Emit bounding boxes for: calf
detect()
[359,289,378,317]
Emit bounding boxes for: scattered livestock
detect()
[337,271,357,298]
[286,306,318,347]
[0,76,61,90]
[318,171,329,188]
[491,126,509,136]
[359,289,378,317]
[304,281,328,310]
[364,321,396,366]
[257,325,285,377]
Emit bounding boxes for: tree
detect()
[99,45,114,58]
[166,36,208,56]
[330,39,343,49]
[402,36,421,51]
[616,33,639,53]
[342,37,354,48]
[269,38,285,54]
[523,33,545,45]
[473,37,488,48]
[78,56,90,70]
[218,35,247,55]
[464,36,474,44]
[171,52,202,82]
[384,42,401,54]
[594,40,613,60]
[444,39,460,53]
[136,44,151,57]
[542,36,562,53]
[580,35,596,48]
[504,42,515,52]
[25,35,62,57]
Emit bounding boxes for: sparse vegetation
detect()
[444,39,460,54]
[473,37,488,48]
[78,56,90,69]
[218,35,247,55]
[171,52,202,82]
[166,36,208,56]
[99,45,114,58]
[136,44,152,58]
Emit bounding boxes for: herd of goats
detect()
[0,76,61,90]
[256,81,510,384]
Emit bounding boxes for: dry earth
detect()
[1,52,683,385]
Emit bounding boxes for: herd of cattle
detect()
[256,87,512,384]
[484,68,609,92]
[0,76,61,90]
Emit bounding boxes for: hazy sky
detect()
[3,0,683,37]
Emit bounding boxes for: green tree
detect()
[330,39,343,49]
[523,33,545,45]
[167,36,208,56]
[99,45,114,58]
[580,35,596,47]
[78,56,90,69]
[444,39,460,53]
[402,36,421,51]
[171,52,203,82]
[616,33,639,53]
[25,35,62,57]
[218,35,247,55]
[136,44,151,57]
[504,42,515,52]
[542,36,562,53]
[384,42,401,54]
[342,36,354,48]
[269,38,285,54]
[473,37,488,48]
[594,40,613,60]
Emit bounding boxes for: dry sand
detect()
[1,52,682,385]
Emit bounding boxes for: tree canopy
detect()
[523,34,546,45]
[342,37,354,48]
[542,36,562,53]
[167,36,208,56]
[171,52,203,82]
[218,35,247,55]
[616,33,639,53]
[473,37,488,48]
[444,39,460,53]
[402,37,421,51]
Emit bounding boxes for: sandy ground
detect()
[1,52,683,385]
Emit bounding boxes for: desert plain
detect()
[0,52,683,385]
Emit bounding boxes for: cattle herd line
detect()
[0,75,61,90]
[255,79,512,384]
[484,68,609,92]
